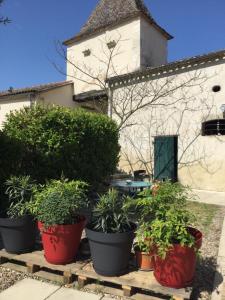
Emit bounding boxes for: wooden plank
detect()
[34,270,64,284]
[26,262,40,274]
[76,263,191,299]
[122,285,134,297]
[14,250,87,273]
[63,271,74,285]
[0,249,16,260]
[1,262,27,273]
[132,293,164,300]
[78,276,88,288]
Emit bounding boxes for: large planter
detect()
[38,217,86,265]
[86,223,136,276]
[154,227,202,288]
[0,215,36,254]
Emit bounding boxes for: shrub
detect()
[2,105,120,189]
[0,133,23,211]
[34,179,89,227]
[90,189,135,233]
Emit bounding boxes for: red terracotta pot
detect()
[38,217,86,265]
[154,227,202,288]
[135,250,155,271]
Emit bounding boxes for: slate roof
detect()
[64,0,172,45]
[108,49,225,84]
[0,81,73,98]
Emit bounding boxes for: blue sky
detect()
[0,0,225,91]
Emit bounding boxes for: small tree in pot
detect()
[86,189,136,276]
[35,179,89,265]
[0,176,37,254]
[135,181,202,288]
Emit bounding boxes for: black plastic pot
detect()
[0,234,3,250]
[0,215,36,254]
[86,223,136,276]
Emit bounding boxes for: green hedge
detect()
[2,105,120,189]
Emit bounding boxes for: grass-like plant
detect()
[35,179,89,227]
[90,189,135,233]
[5,176,36,218]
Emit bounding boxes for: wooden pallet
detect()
[0,249,192,300]
[0,249,89,284]
[76,262,192,299]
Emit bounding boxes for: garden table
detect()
[111,180,151,195]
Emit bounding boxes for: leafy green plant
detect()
[135,222,153,253]
[135,181,197,258]
[35,179,89,227]
[136,181,194,223]
[5,176,36,218]
[150,207,195,259]
[3,105,120,189]
[91,189,135,233]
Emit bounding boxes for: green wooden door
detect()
[154,136,178,182]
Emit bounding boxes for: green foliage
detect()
[135,222,153,253]
[5,176,36,218]
[136,181,194,222]
[2,105,120,189]
[135,181,196,258]
[0,0,10,24]
[35,179,89,227]
[91,189,135,233]
[150,207,195,258]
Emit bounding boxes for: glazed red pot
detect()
[154,227,202,288]
[38,217,86,265]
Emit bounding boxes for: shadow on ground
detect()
[191,256,223,299]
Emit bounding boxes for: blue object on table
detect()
[111,180,151,194]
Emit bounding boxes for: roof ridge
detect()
[64,0,172,45]
[108,48,225,83]
[0,81,73,98]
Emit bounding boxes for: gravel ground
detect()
[191,204,225,300]
[0,204,224,299]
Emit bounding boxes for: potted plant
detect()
[134,222,155,271]
[0,176,37,254]
[35,179,89,265]
[151,207,202,288]
[135,181,202,288]
[86,189,136,276]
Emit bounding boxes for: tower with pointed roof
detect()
[64,0,172,96]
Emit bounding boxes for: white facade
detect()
[66,17,168,94]
[0,84,75,128]
[110,58,225,192]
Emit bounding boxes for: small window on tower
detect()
[107,41,117,49]
[83,49,91,57]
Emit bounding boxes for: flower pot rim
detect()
[38,215,86,228]
[86,221,137,235]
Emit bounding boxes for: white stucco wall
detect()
[111,60,225,192]
[0,95,31,128]
[0,84,75,128]
[67,18,141,94]
[140,18,168,67]
[37,85,75,108]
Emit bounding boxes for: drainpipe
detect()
[107,86,113,119]
[29,93,38,107]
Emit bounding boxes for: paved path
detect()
[192,189,225,206]
[211,217,225,300]
[0,278,113,300]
